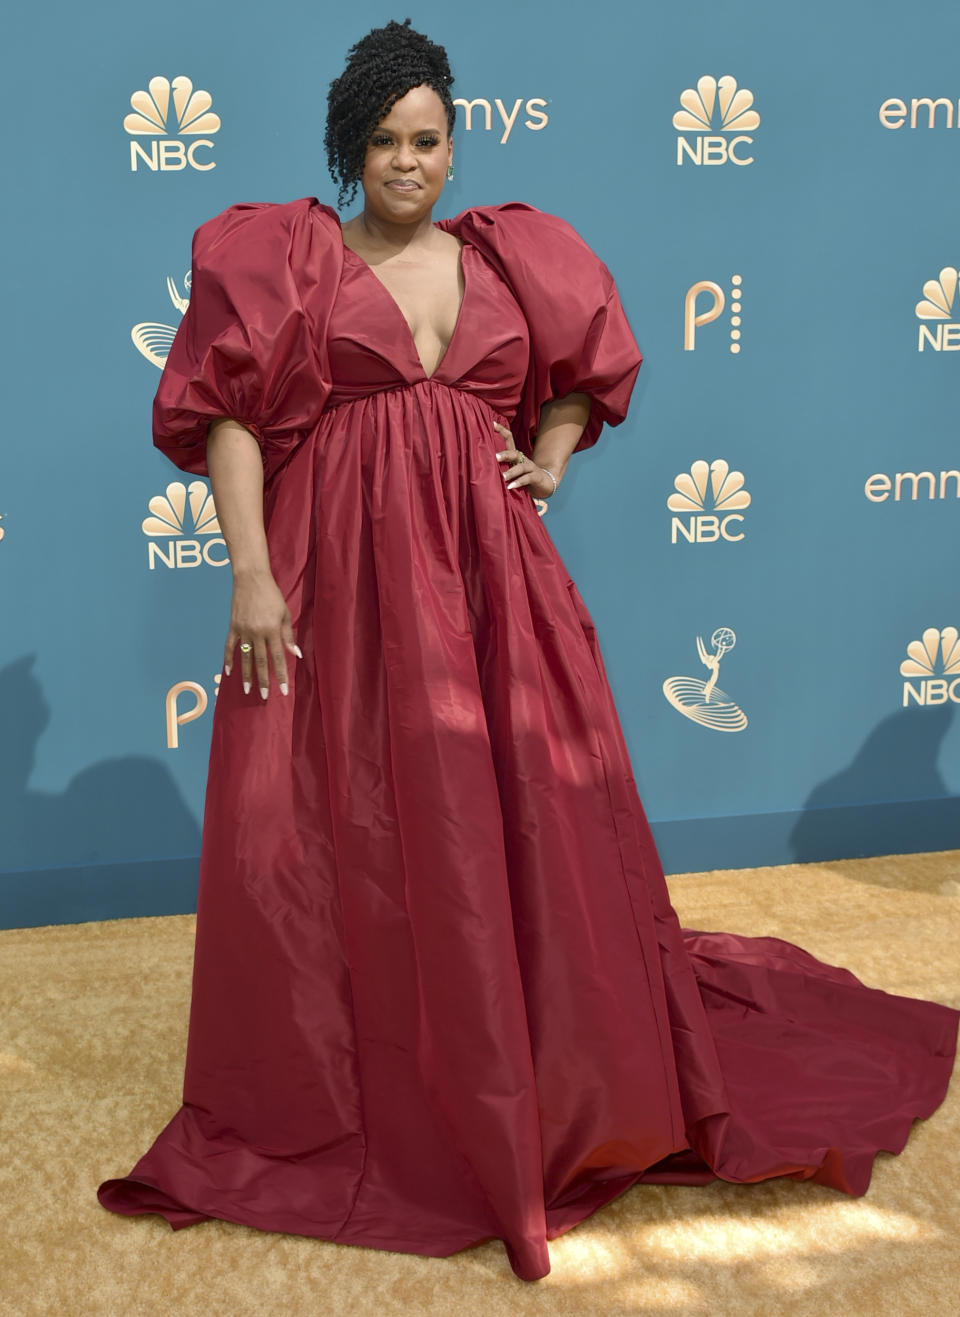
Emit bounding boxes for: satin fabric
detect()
[97,198,959,1282]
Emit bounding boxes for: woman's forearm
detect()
[531,392,592,486]
[206,418,272,578]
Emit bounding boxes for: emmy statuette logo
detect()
[663,628,748,731]
[684,275,743,353]
[142,480,228,570]
[900,627,960,706]
[166,675,220,748]
[674,76,760,166]
[132,272,190,367]
[124,76,220,172]
[916,267,959,352]
[668,460,750,543]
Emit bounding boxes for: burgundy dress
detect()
[97,197,959,1281]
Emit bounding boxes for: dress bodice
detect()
[325,242,530,417]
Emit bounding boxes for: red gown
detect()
[97,197,959,1281]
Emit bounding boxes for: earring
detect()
[446,163,455,181]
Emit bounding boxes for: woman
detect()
[98,20,959,1282]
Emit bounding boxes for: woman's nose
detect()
[391,142,416,169]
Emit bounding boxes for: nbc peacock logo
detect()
[900,627,960,706]
[674,76,760,166]
[141,480,228,570]
[132,271,190,367]
[663,627,748,732]
[915,267,959,352]
[124,76,220,172]
[668,460,750,543]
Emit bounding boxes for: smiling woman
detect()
[341,86,462,380]
[96,15,959,1287]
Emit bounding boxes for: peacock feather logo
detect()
[915,268,958,320]
[673,77,760,133]
[124,76,221,136]
[667,460,751,513]
[900,627,960,677]
[142,481,220,537]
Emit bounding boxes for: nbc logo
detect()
[673,76,759,166]
[900,627,960,706]
[166,675,220,749]
[915,267,959,352]
[124,76,220,172]
[668,460,750,543]
[663,628,748,732]
[132,272,190,367]
[684,275,743,352]
[142,481,228,570]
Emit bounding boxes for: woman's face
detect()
[360,84,453,223]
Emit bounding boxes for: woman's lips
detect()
[386,180,420,191]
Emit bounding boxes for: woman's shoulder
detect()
[191,196,342,265]
[440,201,585,243]
[439,202,607,271]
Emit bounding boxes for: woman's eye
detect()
[368,133,441,149]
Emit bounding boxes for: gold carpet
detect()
[2,850,958,1317]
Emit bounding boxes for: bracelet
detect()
[541,466,559,496]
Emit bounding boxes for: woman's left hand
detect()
[493,422,559,498]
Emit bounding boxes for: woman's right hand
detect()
[224,568,302,699]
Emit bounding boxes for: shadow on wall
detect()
[0,655,202,929]
[789,705,959,865]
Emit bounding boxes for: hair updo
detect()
[325,18,457,208]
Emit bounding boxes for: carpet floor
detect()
[2,849,958,1317]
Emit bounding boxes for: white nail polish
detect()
[224,665,231,677]
[280,682,289,696]
[293,645,303,659]
[243,681,251,695]
[260,686,269,701]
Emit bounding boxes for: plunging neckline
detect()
[339,230,468,382]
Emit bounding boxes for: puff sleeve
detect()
[440,203,643,455]
[152,198,338,483]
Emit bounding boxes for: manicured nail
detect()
[260,686,269,701]
[292,645,303,659]
[243,681,251,695]
[280,682,289,696]
[506,481,517,489]
[224,664,231,676]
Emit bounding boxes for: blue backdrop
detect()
[4,0,959,928]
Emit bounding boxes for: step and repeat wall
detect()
[4,0,959,926]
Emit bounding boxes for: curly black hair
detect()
[325,18,456,208]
